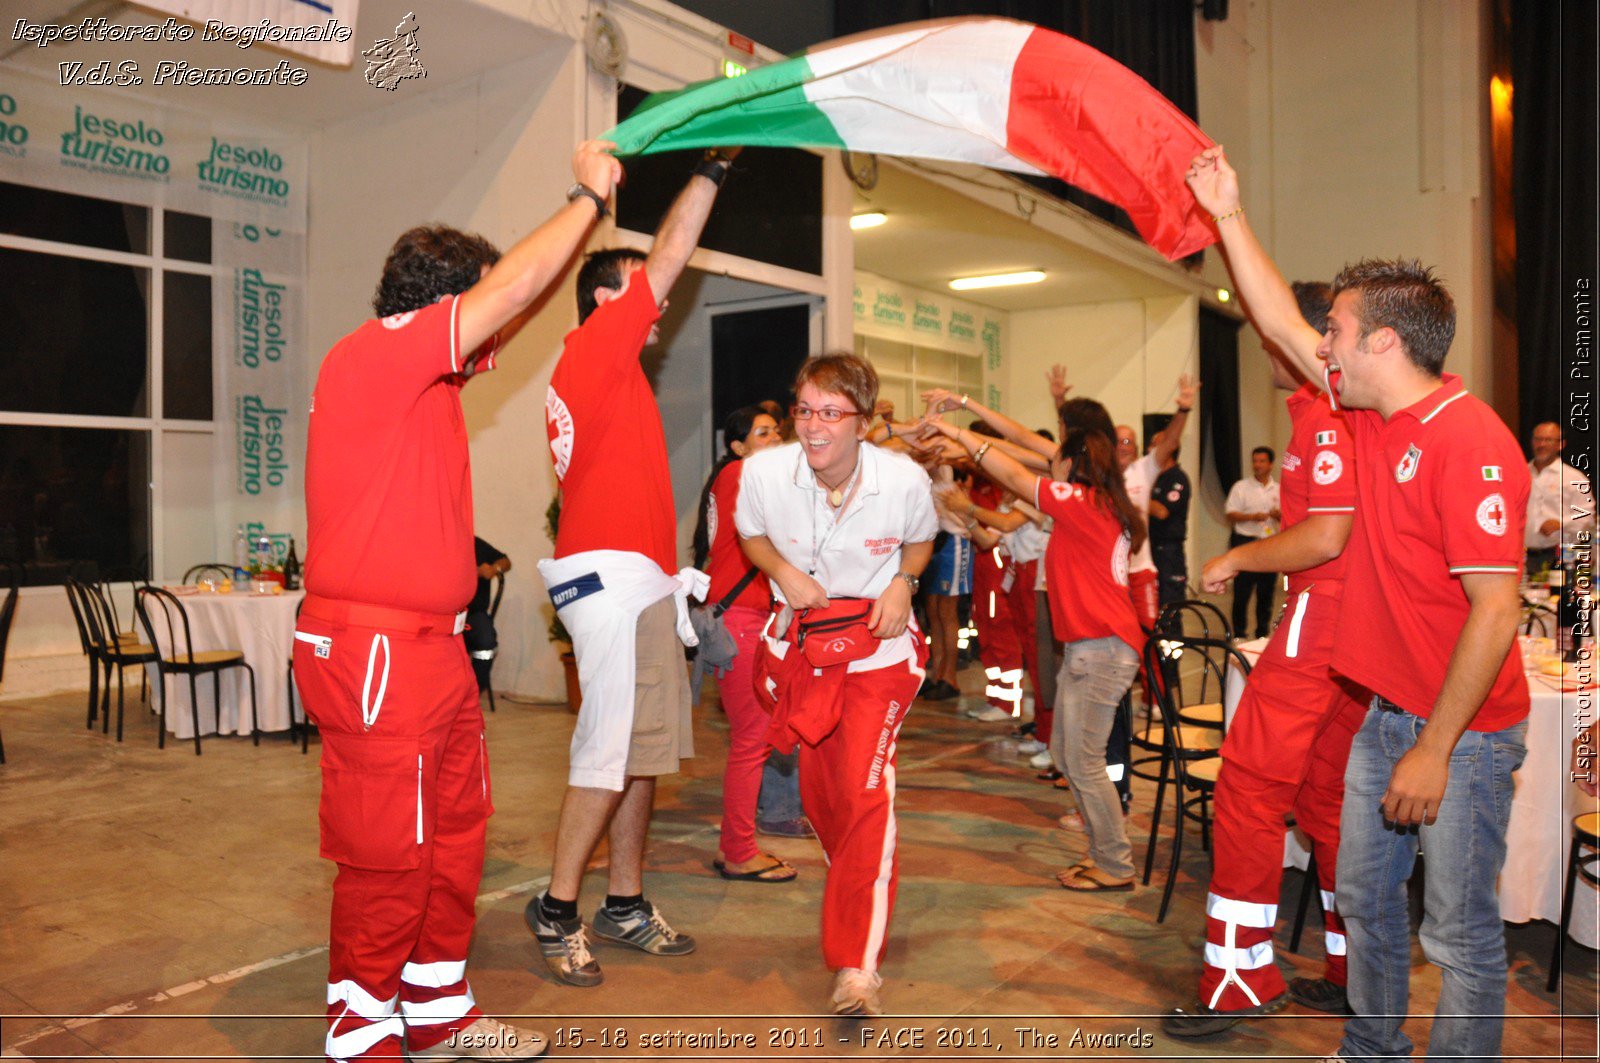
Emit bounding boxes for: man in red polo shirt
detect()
[528,149,740,990]
[1188,147,1530,1063]
[1164,282,1368,1036]
[295,141,620,1062]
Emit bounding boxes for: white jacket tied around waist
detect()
[537,550,708,792]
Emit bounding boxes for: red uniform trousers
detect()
[717,605,774,864]
[293,604,490,1061]
[797,659,924,972]
[1199,587,1366,1012]
[1127,568,1160,699]
[1003,560,1041,721]
[972,545,1024,711]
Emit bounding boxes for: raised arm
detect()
[922,388,1056,460]
[1147,374,1198,464]
[1186,148,1323,379]
[457,140,621,353]
[924,419,1041,503]
[643,148,739,303]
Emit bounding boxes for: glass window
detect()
[163,272,213,420]
[0,426,150,586]
[0,181,149,254]
[164,210,211,263]
[0,247,149,417]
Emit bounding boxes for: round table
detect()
[148,587,305,739]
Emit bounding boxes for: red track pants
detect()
[717,605,773,864]
[972,546,1024,712]
[798,658,924,973]
[1003,560,1041,718]
[1199,588,1366,1012]
[293,614,489,1061]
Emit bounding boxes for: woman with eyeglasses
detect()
[733,352,937,1017]
[690,404,800,883]
[924,414,1147,893]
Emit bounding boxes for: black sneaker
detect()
[1288,976,1351,1014]
[524,892,602,987]
[1162,993,1288,1038]
[756,816,816,839]
[592,900,696,956]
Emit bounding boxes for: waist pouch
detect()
[795,598,876,668]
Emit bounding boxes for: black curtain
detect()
[832,1,1199,243]
[1511,0,1597,463]
[1199,307,1242,493]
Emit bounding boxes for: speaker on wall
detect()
[1200,0,1230,21]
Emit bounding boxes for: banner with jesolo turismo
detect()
[853,270,1007,410]
[0,67,306,564]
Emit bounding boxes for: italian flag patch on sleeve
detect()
[1482,465,1502,481]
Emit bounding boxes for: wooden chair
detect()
[78,580,159,743]
[136,586,259,755]
[1547,811,1600,992]
[183,563,234,584]
[0,563,18,763]
[1142,635,1253,922]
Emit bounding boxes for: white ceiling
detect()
[852,160,1188,313]
[1,0,565,130]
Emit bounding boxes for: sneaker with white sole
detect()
[1016,738,1047,755]
[592,900,696,956]
[1029,749,1055,770]
[830,967,883,1016]
[524,893,602,987]
[410,1017,549,1060]
[967,704,1013,722]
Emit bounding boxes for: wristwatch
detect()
[896,572,920,594]
[566,182,608,218]
[693,149,734,187]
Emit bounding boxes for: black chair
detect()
[1521,602,1556,637]
[78,580,159,743]
[136,586,259,755]
[63,579,104,730]
[94,577,149,704]
[183,563,235,584]
[0,562,18,763]
[1547,811,1600,992]
[1142,635,1254,922]
[483,571,506,713]
[287,597,311,753]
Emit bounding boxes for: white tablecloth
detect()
[148,588,304,738]
[1223,639,1599,948]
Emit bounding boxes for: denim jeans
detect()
[757,749,804,824]
[1052,637,1141,879]
[1336,699,1527,1063]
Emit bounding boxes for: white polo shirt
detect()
[1123,453,1160,574]
[1225,475,1281,540]
[736,441,938,671]
[1527,457,1595,550]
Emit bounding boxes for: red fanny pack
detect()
[793,598,877,668]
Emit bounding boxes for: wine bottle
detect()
[284,537,301,591]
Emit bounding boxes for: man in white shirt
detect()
[1525,421,1595,575]
[1225,447,1282,638]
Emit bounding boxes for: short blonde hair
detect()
[793,352,878,417]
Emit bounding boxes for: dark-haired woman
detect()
[926,417,1146,892]
[692,405,792,882]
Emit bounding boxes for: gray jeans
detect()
[1051,637,1140,879]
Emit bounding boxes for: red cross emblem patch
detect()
[1313,450,1344,485]
[1395,444,1423,483]
[1476,492,1507,536]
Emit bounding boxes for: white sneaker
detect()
[830,967,883,1016]
[968,704,1012,722]
[411,1017,549,1059]
[1029,749,1054,770]
[1016,738,1047,755]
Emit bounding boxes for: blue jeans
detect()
[1335,699,1526,1063]
[757,750,803,823]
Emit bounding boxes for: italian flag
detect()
[604,18,1218,260]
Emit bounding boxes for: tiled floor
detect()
[0,674,1593,1060]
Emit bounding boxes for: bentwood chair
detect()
[1547,812,1600,992]
[483,571,506,713]
[63,578,104,730]
[287,596,311,753]
[1142,635,1252,922]
[78,580,159,743]
[0,563,18,763]
[1522,602,1557,637]
[136,586,259,755]
[184,563,235,584]
[1130,602,1233,786]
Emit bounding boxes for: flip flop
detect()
[1053,859,1095,886]
[1058,865,1134,892]
[713,857,798,883]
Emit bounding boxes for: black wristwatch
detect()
[693,150,733,187]
[566,182,608,218]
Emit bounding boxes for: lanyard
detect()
[809,454,864,581]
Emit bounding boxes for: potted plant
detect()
[545,494,581,713]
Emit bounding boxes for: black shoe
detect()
[921,681,959,702]
[1288,976,1350,1014]
[1162,994,1288,1038]
[1011,720,1036,739]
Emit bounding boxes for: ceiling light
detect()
[949,270,1046,291]
[850,212,888,230]
[1217,288,1232,303]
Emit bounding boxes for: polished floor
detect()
[0,671,1594,1061]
